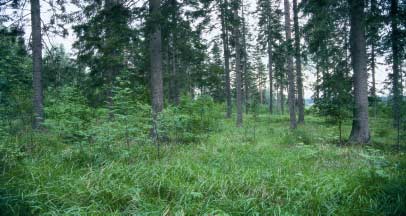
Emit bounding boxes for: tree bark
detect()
[371,42,377,116]
[369,0,378,117]
[220,0,232,118]
[268,44,273,113]
[283,0,297,129]
[170,36,179,105]
[280,83,284,114]
[170,0,179,105]
[315,62,320,100]
[233,0,243,127]
[390,0,401,122]
[348,0,370,144]
[293,0,304,124]
[390,0,401,147]
[30,0,44,129]
[267,4,273,114]
[149,0,164,140]
[241,2,249,114]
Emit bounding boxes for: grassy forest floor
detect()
[1,114,405,215]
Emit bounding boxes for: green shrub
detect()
[158,95,223,143]
[43,86,92,143]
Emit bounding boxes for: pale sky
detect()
[1,0,391,98]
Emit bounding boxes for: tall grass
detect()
[1,114,405,215]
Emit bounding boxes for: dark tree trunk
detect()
[105,0,118,119]
[293,0,304,124]
[268,44,273,114]
[390,0,401,117]
[244,70,249,114]
[241,3,249,114]
[370,0,378,117]
[348,0,370,144]
[233,0,243,127]
[170,0,179,105]
[220,0,232,118]
[283,0,297,129]
[280,84,284,114]
[371,42,377,116]
[149,0,164,139]
[390,0,401,146]
[267,10,273,114]
[315,63,320,100]
[30,0,44,129]
[171,38,179,105]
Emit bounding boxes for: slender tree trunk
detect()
[390,0,401,147]
[268,45,273,113]
[280,83,284,114]
[241,2,249,114]
[259,85,263,104]
[171,39,179,105]
[370,0,378,117]
[149,0,164,140]
[283,0,297,129]
[233,0,242,127]
[315,62,320,100]
[267,14,273,114]
[220,0,232,118]
[233,0,243,127]
[390,0,401,117]
[293,0,304,124]
[276,83,279,112]
[170,0,179,105]
[31,0,44,129]
[165,42,171,102]
[105,0,118,119]
[348,0,370,144]
[371,42,377,116]
[244,72,249,114]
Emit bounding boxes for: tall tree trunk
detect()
[259,84,263,104]
[371,42,377,116]
[276,83,279,112]
[170,0,179,105]
[268,44,273,113]
[370,0,378,117]
[220,0,232,118]
[149,0,164,140]
[280,83,284,114]
[315,62,320,100]
[165,42,171,102]
[267,9,273,114]
[390,0,401,146]
[30,0,44,129]
[244,70,249,114]
[105,0,118,119]
[233,0,243,127]
[241,2,249,114]
[348,0,370,144]
[283,0,297,129]
[171,37,179,105]
[293,0,304,124]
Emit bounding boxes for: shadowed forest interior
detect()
[0,0,405,215]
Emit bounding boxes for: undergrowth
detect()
[0,113,405,215]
